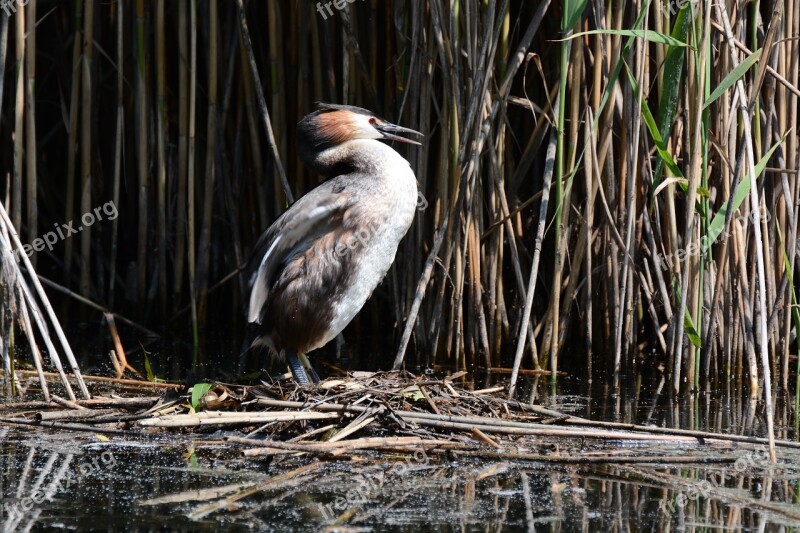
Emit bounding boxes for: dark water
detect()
[1,375,799,531]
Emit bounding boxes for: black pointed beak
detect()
[376,123,424,145]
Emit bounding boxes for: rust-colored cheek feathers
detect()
[315,110,361,145]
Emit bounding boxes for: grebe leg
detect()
[286,350,311,385]
[298,352,320,383]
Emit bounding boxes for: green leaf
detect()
[402,387,425,402]
[659,6,691,137]
[684,311,702,347]
[672,277,703,348]
[183,446,199,468]
[704,49,762,110]
[190,382,213,412]
[654,5,691,182]
[706,133,787,250]
[673,278,701,348]
[624,62,684,181]
[140,343,164,383]
[775,223,800,335]
[563,0,588,31]
[144,353,154,382]
[566,29,689,48]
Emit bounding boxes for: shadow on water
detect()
[1,367,799,531]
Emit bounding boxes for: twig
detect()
[0,416,131,435]
[450,450,738,464]
[0,396,159,411]
[36,408,118,422]
[12,370,181,390]
[470,427,501,448]
[50,394,88,410]
[139,411,340,428]
[229,435,465,455]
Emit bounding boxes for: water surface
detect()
[1,375,798,531]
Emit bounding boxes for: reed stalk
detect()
[109,1,123,308]
[187,0,198,359]
[24,0,36,267]
[155,0,167,318]
[64,1,82,281]
[80,0,93,297]
[134,0,147,308]
[11,3,23,232]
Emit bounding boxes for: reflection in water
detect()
[521,371,795,441]
[0,375,798,530]
[286,446,799,531]
[1,435,75,533]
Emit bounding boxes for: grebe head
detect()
[296,103,422,176]
[297,103,422,150]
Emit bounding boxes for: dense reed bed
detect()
[0,0,796,414]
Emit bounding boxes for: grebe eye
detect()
[369,117,377,125]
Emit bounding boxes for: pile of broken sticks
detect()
[1,371,797,465]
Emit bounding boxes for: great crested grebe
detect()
[246,103,422,384]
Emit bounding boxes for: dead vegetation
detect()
[1,371,797,459]
[1,370,799,527]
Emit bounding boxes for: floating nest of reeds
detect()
[2,370,799,467]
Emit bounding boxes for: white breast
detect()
[311,142,419,350]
